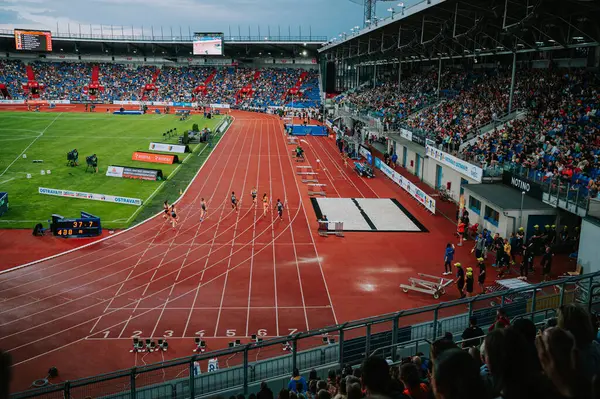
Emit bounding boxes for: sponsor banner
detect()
[211,103,231,109]
[358,145,372,165]
[132,151,177,165]
[38,187,142,206]
[0,99,25,105]
[105,165,124,178]
[399,128,412,142]
[425,138,436,147]
[426,145,483,182]
[172,101,198,107]
[122,166,161,181]
[149,142,187,154]
[325,120,333,129]
[149,101,170,106]
[48,100,70,105]
[374,158,436,214]
[113,100,141,105]
[502,171,544,200]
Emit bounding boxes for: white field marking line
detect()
[109,305,333,310]
[0,137,41,142]
[320,136,379,198]
[0,125,237,307]
[213,118,255,336]
[5,190,304,365]
[0,194,257,319]
[147,161,219,339]
[302,141,341,197]
[267,119,280,337]
[272,119,309,332]
[88,222,168,334]
[0,118,235,282]
[245,118,263,337]
[0,178,15,186]
[0,194,256,322]
[0,112,62,178]
[158,117,250,338]
[180,118,254,337]
[314,136,372,198]
[279,116,338,325]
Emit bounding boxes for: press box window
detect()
[468,196,481,214]
[484,205,499,226]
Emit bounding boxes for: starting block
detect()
[400,273,454,299]
[307,183,326,197]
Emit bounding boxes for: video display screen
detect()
[14,29,53,52]
[193,33,223,56]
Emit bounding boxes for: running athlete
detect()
[276,199,284,221]
[170,204,178,230]
[251,187,258,207]
[200,198,207,221]
[163,200,170,221]
[262,193,269,217]
[231,191,238,212]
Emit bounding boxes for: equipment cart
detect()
[400,273,454,299]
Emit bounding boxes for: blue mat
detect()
[113,110,143,115]
[287,124,327,136]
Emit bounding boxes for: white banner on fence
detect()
[113,100,141,106]
[400,128,413,142]
[0,99,25,105]
[38,187,142,206]
[425,145,483,182]
[149,101,170,106]
[105,166,124,178]
[374,158,436,214]
[210,103,231,109]
[149,142,187,154]
[358,145,372,164]
[48,100,71,105]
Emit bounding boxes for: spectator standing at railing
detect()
[461,317,485,348]
[289,369,308,393]
[257,382,274,399]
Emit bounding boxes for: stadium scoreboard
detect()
[51,212,102,238]
[193,32,223,56]
[14,29,53,52]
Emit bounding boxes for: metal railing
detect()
[11,271,600,399]
[0,29,326,43]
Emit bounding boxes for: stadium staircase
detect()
[141,67,160,101]
[24,64,42,98]
[282,71,308,101]
[204,69,217,85]
[84,65,102,100]
[236,70,260,104]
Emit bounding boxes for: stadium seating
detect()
[0,60,321,108]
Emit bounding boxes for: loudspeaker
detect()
[48,367,58,378]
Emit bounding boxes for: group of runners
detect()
[162,187,285,230]
[233,187,285,220]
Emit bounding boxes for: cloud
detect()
[0,0,367,37]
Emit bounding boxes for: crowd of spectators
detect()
[459,70,600,197]
[229,303,600,399]
[0,60,321,108]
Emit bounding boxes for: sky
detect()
[0,0,421,41]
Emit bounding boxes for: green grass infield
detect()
[0,111,227,229]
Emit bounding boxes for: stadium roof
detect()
[0,29,325,59]
[318,0,600,63]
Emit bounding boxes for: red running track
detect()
[0,111,573,392]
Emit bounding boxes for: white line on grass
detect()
[0,113,62,178]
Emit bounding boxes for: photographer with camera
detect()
[86,154,98,173]
[67,149,79,167]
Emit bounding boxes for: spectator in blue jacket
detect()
[288,368,308,393]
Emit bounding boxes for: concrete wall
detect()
[424,157,479,202]
[578,218,600,274]
[464,190,556,238]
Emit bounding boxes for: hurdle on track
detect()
[287,136,299,145]
[301,178,319,183]
[317,220,344,237]
[307,183,326,197]
[297,172,318,175]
